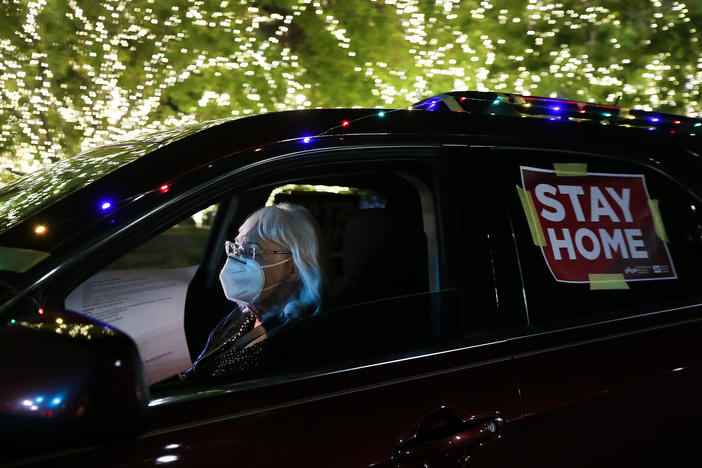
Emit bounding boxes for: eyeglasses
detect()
[225,240,291,260]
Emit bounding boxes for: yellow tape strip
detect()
[516,185,546,246]
[589,273,629,290]
[554,163,588,177]
[648,199,669,243]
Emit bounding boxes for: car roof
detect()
[414,91,702,136]
[0,96,700,254]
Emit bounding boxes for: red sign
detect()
[519,166,676,284]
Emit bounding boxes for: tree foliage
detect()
[1,0,701,184]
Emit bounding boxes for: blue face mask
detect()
[219,255,291,305]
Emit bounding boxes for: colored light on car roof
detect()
[412,91,702,134]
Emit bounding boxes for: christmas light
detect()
[159,184,169,193]
[34,225,46,234]
[100,201,112,211]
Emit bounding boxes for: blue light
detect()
[378,111,385,117]
[427,101,437,110]
[10,319,15,324]
[649,117,660,123]
[51,397,62,406]
[492,99,501,105]
[302,137,311,143]
[100,201,112,211]
[552,106,560,111]
[35,396,44,403]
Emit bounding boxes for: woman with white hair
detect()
[181,203,324,380]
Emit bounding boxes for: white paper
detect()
[65,266,196,384]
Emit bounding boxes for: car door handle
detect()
[393,407,504,463]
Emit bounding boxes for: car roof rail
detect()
[412,91,701,137]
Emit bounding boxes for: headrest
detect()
[342,208,427,292]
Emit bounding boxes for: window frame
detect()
[41,140,486,402]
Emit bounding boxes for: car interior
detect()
[180,169,454,383]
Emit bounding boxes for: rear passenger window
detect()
[501,150,702,326]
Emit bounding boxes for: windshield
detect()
[0,142,160,237]
[0,118,232,237]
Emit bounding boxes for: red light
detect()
[578,109,586,114]
[341,121,349,127]
[159,184,169,193]
[670,130,676,134]
[38,308,44,315]
[674,120,681,124]
[460,97,467,101]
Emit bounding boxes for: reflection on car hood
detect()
[0,118,232,236]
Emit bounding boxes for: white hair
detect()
[238,203,324,320]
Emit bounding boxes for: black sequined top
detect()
[182,305,274,380]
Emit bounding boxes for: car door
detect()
[494,146,702,466]
[13,141,522,467]
[28,141,524,467]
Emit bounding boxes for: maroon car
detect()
[1,91,701,466]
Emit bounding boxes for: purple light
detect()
[302,137,311,143]
[100,201,112,211]
[428,101,437,110]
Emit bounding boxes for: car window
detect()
[180,162,460,386]
[61,150,468,390]
[500,149,702,327]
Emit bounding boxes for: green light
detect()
[603,112,612,117]
[692,133,697,136]
[695,123,702,127]
[10,319,15,324]
[378,111,385,117]
[492,99,500,105]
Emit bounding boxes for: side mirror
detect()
[0,307,149,458]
